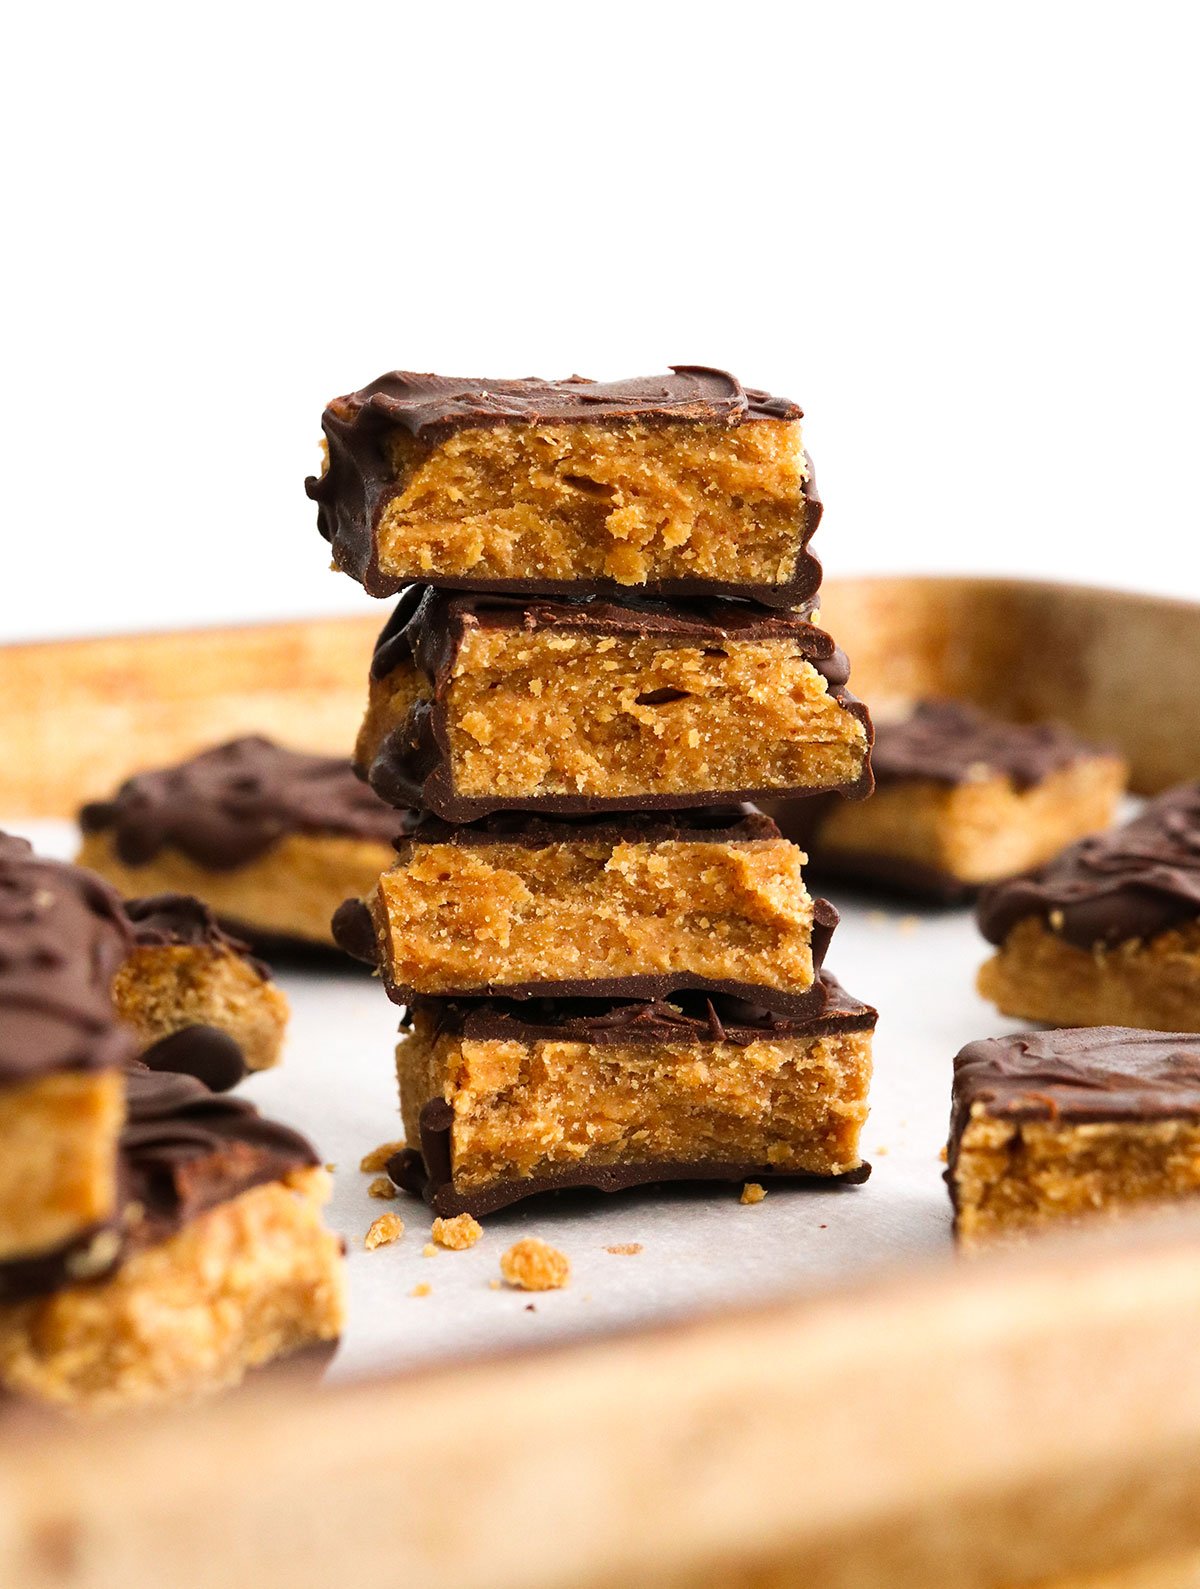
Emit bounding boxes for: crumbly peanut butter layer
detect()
[0,1071,123,1262]
[374,837,814,995]
[365,629,867,803]
[953,1113,1200,1246]
[77,832,396,947]
[816,759,1126,884]
[398,1018,872,1192]
[113,944,290,1072]
[377,420,807,589]
[0,1169,344,1414]
[977,917,1200,1032]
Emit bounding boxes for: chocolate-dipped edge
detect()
[869,699,1119,792]
[0,1067,319,1304]
[976,781,1200,951]
[946,1026,1200,1214]
[393,802,783,850]
[362,588,874,820]
[80,736,408,872]
[305,367,822,605]
[389,974,875,1215]
[334,894,840,1016]
[0,847,136,1087]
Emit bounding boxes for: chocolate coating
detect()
[305,367,822,605]
[138,1025,249,1093]
[390,973,875,1217]
[0,1066,319,1303]
[977,782,1200,950]
[0,842,135,1086]
[80,736,407,871]
[362,588,872,820]
[948,1026,1200,1179]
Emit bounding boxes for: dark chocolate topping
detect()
[949,1027,1200,1162]
[0,844,135,1085]
[403,971,875,1050]
[362,588,872,820]
[0,1066,318,1302]
[872,699,1114,791]
[305,368,821,605]
[80,736,409,871]
[123,892,271,980]
[976,782,1200,950]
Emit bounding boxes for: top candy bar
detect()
[305,367,821,606]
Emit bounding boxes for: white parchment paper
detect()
[15,820,1019,1383]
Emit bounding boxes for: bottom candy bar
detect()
[390,973,876,1217]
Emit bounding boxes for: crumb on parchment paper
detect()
[432,1213,483,1250]
[360,1139,406,1173]
[740,1182,766,1205]
[605,1243,643,1255]
[411,1282,431,1297]
[364,1212,404,1250]
[368,1176,396,1200]
[500,1238,570,1292]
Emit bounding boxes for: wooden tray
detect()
[4,576,1200,1589]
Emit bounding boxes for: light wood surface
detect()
[3,579,1200,1588]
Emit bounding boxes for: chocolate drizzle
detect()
[80,737,408,871]
[977,782,1200,949]
[362,588,872,820]
[0,1067,319,1303]
[869,699,1115,791]
[305,367,822,605]
[0,840,135,1085]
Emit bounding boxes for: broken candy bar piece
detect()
[306,367,822,607]
[948,1026,1200,1246]
[334,806,835,1013]
[357,589,872,819]
[766,699,1126,902]
[0,1067,345,1412]
[0,837,131,1271]
[389,973,875,1217]
[977,781,1200,1030]
[78,737,405,949]
[115,894,289,1076]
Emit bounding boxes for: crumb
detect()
[360,1138,407,1173]
[432,1213,484,1250]
[500,1237,570,1292]
[1049,908,1065,932]
[867,909,888,927]
[364,1212,404,1250]
[422,1243,437,1258]
[899,915,920,936]
[875,1145,890,1157]
[367,1176,396,1200]
[605,1243,643,1256]
[488,1278,501,1291]
[740,1182,766,1205]
[819,1223,827,1230]
[938,1145,949,1163]
[324,1162,337,1173]
[410,1282,431,1298]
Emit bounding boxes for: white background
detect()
[3,2,1198,642]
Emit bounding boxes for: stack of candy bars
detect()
[0,834,344,1413]
[312,367,879,1215]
